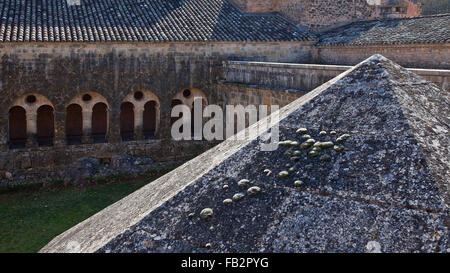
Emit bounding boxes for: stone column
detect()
[26,112,38,147]
[134,106,144,140]
[54,111,66,147]
[82,110,93,144]
[109,109,121,144]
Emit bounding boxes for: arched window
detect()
[36,105,54,146]
[171,89,208,139]
[9,106,27,148]
[67,92,109,144]
[66,104,83,145]
[143,101,157,139]
[121,90,160,140]
[92,103,108,143]
[120,102,134,141]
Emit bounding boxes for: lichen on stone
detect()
[290,156,300,162]
[233,193,245,201]
[247,186,261,197]
[238,179,249,188]
[279,140,293,146]
[334,145,345,153]
[314,141,334,149]
[290,141,299,147]
[279,171,289,178]
[336,134,351,143]
[301,134,311,141]
[200,208,214,220]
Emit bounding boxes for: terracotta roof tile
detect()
[0,0,317,42]
[318,14,450,46]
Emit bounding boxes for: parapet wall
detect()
[223,61,450,92]
[317,44,450,70]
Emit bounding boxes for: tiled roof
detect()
[318,14,450,46]
[0,0,316,43]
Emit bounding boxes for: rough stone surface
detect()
[41,55,450,253]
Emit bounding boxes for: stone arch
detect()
[171,88,208,138]
[67,92,109,111]
[172,88,208,109]
[9,93,55,147]
[120,102,135,141]
[66,104,83,145]
[122,90,160,140]
[8,106,27,148]
[92,102,108,143]
[67,92,109,143]
[36,105,55,146]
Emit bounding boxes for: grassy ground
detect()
[0,174,166,253]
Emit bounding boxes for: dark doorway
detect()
[9,106,27,148]
[66,104,83,145]
[120,102,134,141]
[92,103,108,143]
[143,101,157,139]
[36,105,54,147]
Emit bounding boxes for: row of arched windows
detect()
[8,89,207,149]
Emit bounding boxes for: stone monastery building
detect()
[0,0,449,185]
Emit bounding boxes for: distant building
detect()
[230,0,422,30]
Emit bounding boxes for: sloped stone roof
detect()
[40,55,449,253]
[0,0,316,42]
[319,14,450,46]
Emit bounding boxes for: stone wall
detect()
[0,41,313,185]
[279,0,378,31]
[230,0,420,30]
[316,44,450,69]
[222,60,450,92]
[222,61,350,92]
[218,83,302,110]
